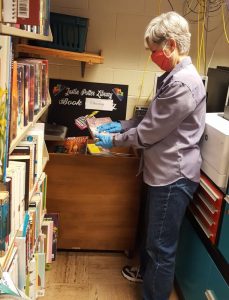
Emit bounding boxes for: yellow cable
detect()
[136,54,151,106]
[197,0,207,72]
[197,2,201,71]
[222,3,229,44]
[145,86,154,104]
[200,0,206,68]
[158,0,161,15]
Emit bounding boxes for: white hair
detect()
[144,11,191,55]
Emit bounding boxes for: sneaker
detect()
[121,265,143,283]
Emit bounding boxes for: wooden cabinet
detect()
[45,148,142,253]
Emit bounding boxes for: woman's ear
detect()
[167,39,176,52]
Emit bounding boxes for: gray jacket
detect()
[114,57,206,186]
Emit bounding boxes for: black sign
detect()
[47,79,128,137]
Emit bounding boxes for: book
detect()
[19,58,43,114]
[8,161,26,231]
[17,63,25,131]
[29,192,42,242]
[18,140,36,191]
[10,146,31,210]
[2,0,17,23]
[0,177,12,239]
[17,0,40,26]
[5,167,18,239]
[9,155,29,201]
[37,172,47,211]
[5,246,19,288]
[87,143,102,155]
[63,136,88,154]
[41,59,49,106]
[86,116,113,140]
[23,63,30,126]
[28,63,35,122]
[28,257,36,300]
[41,220,53,263]
[0,271,30,299]
[0,35,13,182]
[44,213,59,261]
[0,191,10,255]
[26,123,45,179]
[10,61,18,143]
[34,252,45,296]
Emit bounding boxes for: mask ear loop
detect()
[162,41,174,58]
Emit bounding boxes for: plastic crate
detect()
[32,13,89,53]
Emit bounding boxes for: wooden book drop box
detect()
[45,144,142,254]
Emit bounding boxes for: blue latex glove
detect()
[97,121,122,133]
[95,134,113,149]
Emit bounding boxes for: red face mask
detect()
[151,49,173,72]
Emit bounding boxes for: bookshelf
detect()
[9,99,51,154]
[0,3,53,297]
[16,44,104,77]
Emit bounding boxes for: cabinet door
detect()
[218,200,229,263]
[176,217,212,300]
[205,263,229,300]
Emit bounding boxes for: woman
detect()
[96,11,206,300]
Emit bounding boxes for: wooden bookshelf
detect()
[0,24,53,41]
[16,44,104,77]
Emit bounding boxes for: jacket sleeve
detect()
[114,81,196,148]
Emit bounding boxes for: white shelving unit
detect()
[9,100,51,154]
[0,18,52,290]
[0,24,53,41]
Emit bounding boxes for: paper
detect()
[85,98,114,111]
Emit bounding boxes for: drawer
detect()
[199,174,224,210]
[189,203,217,243]
[190,173,224,244]
[205,262,229,300]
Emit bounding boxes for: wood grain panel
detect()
[45,150,142,251]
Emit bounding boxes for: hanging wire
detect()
[222,2,229,43]
[167,0,174,10]
[136,54,151,106]
[183,0,228,73]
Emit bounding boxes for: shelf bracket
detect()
[81,61,86,77]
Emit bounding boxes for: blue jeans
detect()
[140,178,198,300]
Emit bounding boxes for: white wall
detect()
[49,0,229,119]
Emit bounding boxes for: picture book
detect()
[35,252,46,296]
[86,116,112,140]
[10,146,32,209]
[17,0,40,26]
[0,271,30,299]
[41,220,53,264]
[0,35,12,182]
[44,212,59,261]
[0,191,10,255]
[64,136,88,154]
[10,61,18,143]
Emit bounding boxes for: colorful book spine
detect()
[0,191,10,255]
[0,35,13,182]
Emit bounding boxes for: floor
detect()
[39,251,179,300]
